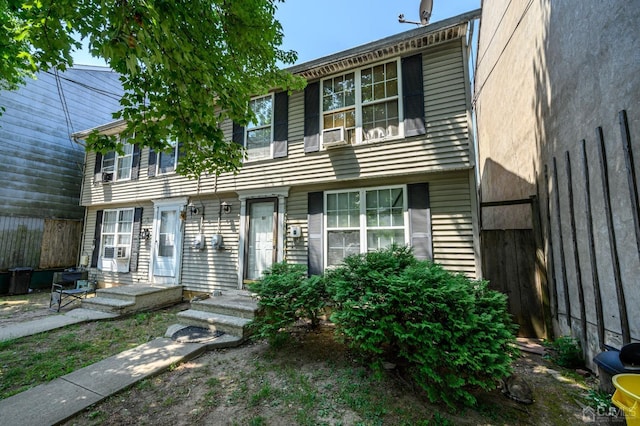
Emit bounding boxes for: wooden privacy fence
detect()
[481,227,548,338]
[39,219,83,269]
[0,217,81,270]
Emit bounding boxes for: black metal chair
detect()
[49,271,94,312]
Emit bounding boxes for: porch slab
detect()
[82,285,183,315]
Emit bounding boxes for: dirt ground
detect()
[0,292,622,425]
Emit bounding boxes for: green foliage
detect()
[249,262,327,345]
[1,0,306,177]
[586,388,613,413]
[543,336,584,368]
[325,246,519,407]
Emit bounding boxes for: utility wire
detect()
[44,70,123,101]
[53,68,87,174]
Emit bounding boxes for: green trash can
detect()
[8,267,33,295]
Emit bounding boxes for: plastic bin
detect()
[8,267,33,295]
[612,374,640,425]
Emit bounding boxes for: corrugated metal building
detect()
[0,66,122,285]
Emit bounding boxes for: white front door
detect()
[245,199,277,281]
[151,202,183,285]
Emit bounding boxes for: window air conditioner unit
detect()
[322,127,347,148]
[103,246,115,259]
[102,171,114,182]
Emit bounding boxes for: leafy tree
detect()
[1,0,305,177]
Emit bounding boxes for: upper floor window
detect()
[157,140,179,175]
[232,92,288,161]
[246,94,273,161]
[321,59,402,147]
[147,139,183,177]
[102,140,134,182]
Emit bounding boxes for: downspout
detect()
[75,136,89,269]
[463,17,483,278]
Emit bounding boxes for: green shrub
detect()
[325,246,519,407]
[248,262,327,345]
[543,336,584,368]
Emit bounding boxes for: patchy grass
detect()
[65,324,598,426]
[1,293,603,425]
[0,291,52,323]
[0,301,188,400]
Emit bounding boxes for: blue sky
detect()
[72,0,480,67]
[276,0,480,65]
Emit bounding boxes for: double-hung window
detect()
[157,140,179,175]
[102,140,134,182]
[100,208,134,272]
[246,94,273,161]
[325,186,406,267]
[321,59,402,147]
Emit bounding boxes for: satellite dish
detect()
[419,0,433,25]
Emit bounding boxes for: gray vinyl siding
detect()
[284,188,309,266]
[80,41,470,207]
[180,196,239,293]
[429,171,476,277]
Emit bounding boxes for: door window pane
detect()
[158,211,176,257]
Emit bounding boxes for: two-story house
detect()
[74,10,481,295]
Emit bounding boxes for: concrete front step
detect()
[191,294,258,319]
[81,285,183,315]
[82,297,136,314]
[176,309,253,338]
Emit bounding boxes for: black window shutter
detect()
[304,82,320,153]
[94,152,103,182]
[131,145,141,180]
[177,142,185,161]
[307,191,324,275]
[232,122,245,147]
[130,207,143,272]
[273,91,289,158]
[91,210,104,267]
[407,183,432,260]
[148,149,157,177]
[402,54,426,137]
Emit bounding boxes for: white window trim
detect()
[320,58,404,148]
[98,207,135,273]
[244,93,275,162]
[323,184,409,269]
[102,138,134,183]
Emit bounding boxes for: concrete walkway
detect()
[0,309,242,426]
[0,308,118,341]
[0,337,207,426]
